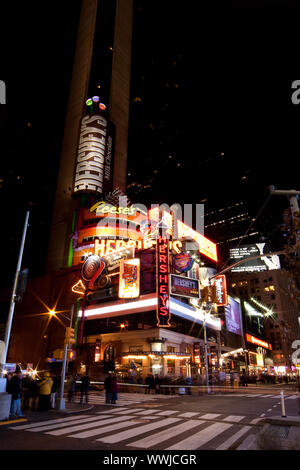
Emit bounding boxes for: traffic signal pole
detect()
[56,305,74,411]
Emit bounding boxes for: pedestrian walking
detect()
[9,368,25,418]
[145,373,155,394]
[50,373,60,409]
[66,375,76,402]
[185,376,192,395]
[80,374,90,404]
[110,374,119,404]
[154,375,161,394]
[38,372,53,411]
[104,372,113,404]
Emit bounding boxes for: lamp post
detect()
[55,305,74,411]
[1,211,30,377]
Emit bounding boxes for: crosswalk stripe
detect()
[261,395,276,398]
[222,415,245,423]
[156,410,178,416]
[216,425,251,450]
[28,415,113,433]
[46,415,133,436]
[97,417,181,444]
[110,408,145,414]
[286,395,298,400]
[250,418,264,425]
[177,412,199,418]
[198,413,221,420]
[134,409,161,416]
[69,420,138,439]
[96,407,128,413]
[9,414,90,430]
[128,419,203,449]
[166,422,233,450]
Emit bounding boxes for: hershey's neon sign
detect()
[156,237,171,327]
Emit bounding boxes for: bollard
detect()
[281,390,286,418]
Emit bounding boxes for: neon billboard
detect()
[156,237,171,327]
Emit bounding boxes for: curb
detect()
[265,416,300,427]
[63,405,95,414]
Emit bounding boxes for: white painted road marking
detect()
[9,414,91,430]
[222,415,245,423]
[216,425,251,450]
[166,422,233,450]
[98,417,181,444]
[198,413,221,420]
[128,419,203,449]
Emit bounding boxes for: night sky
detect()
[1,0,300,287]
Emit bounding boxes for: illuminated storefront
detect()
[70,200,224,380]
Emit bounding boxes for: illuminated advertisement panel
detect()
[214,275,228,306]
[157,237,171,327]
[225,296,242,335]
[170,274,200,299]
[245,333,272,350]
[73,114,114,195]
[177,220,217,262]
[229,243,281,273]
[119,258,140,299]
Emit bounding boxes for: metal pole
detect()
[56,305,75,410]
[281,390,286,417]
[204,321,210,393]
[1,211,29,375]
[65,305,74,373]
[56,344,68,410]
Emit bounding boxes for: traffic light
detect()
[202,285,217,304]
[64,327,75,345]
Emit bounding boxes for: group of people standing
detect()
[66,374,90,404]
[5,368,61,417]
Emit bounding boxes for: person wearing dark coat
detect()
[9,371,24,418]
[50,374,60,409]
[145,373,155,394]
[80,374,90,404]
[104,373,113,404]
[110,375,119,404]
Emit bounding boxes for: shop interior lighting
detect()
[123,355,147,360]
[163,355,191,360]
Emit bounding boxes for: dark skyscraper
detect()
[47,0,133,273]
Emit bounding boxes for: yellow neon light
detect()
[71,279,86,295]
[177,220,217,262]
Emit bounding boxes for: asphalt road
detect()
[1,387,299,452]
